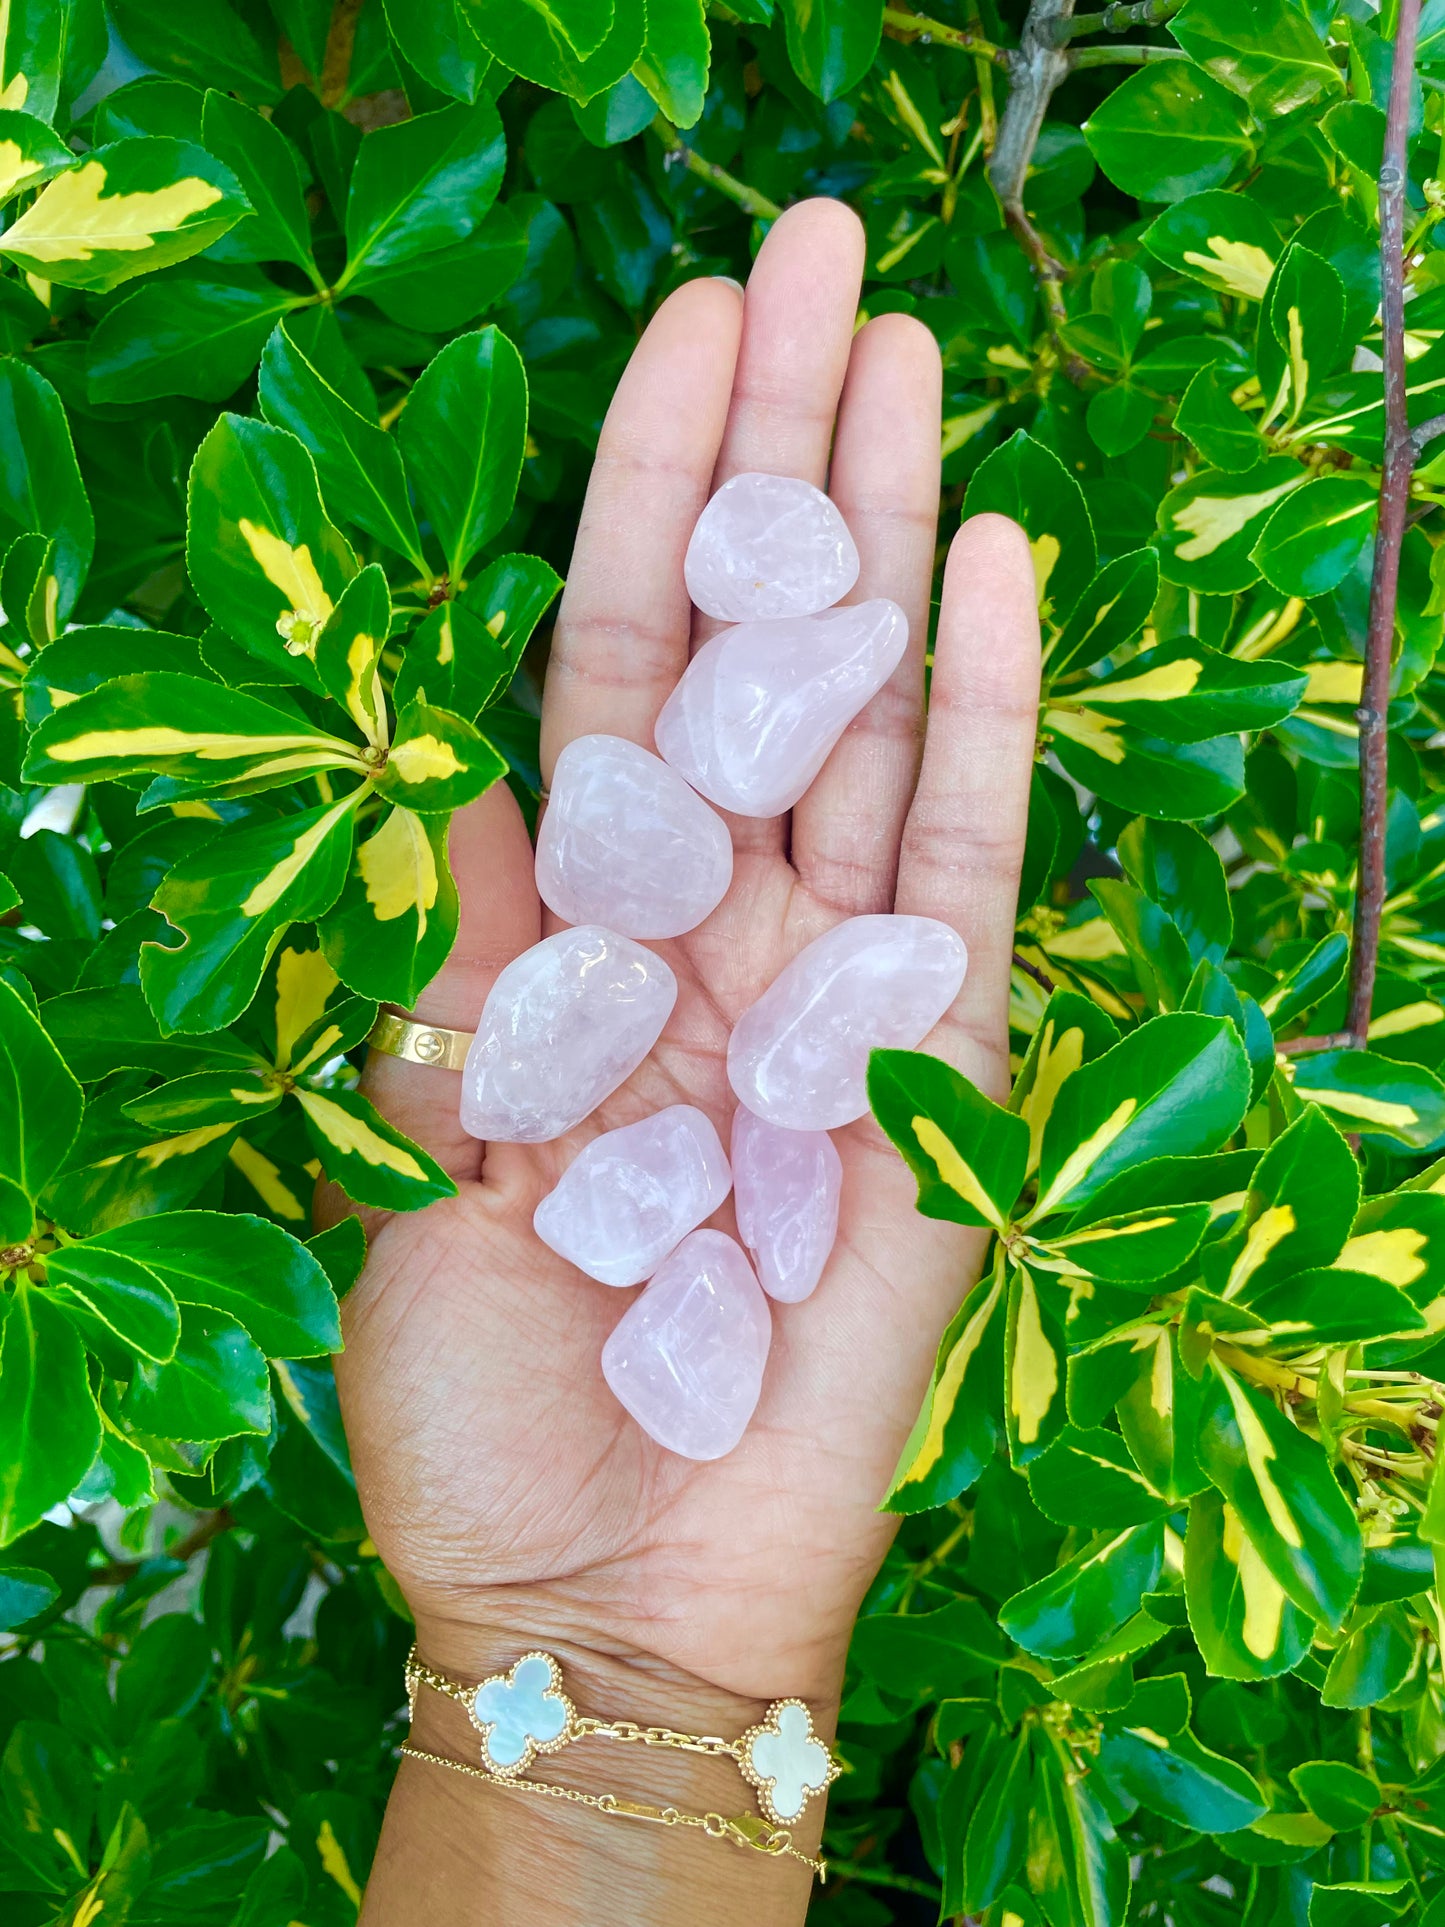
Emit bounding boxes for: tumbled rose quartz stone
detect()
[732,1107,842,1304]
[684,471,859,622]
[460,926,676,1143]
[601,1230,771,1460]
[534,735,732,939]
[534,1105,732,1287]
[728,915,968,1131]
[653,599,908,818]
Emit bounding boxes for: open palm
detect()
[332,199,1040,1714]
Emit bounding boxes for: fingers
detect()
[358,784,539,1180]
[895,513,1041,1101]
[539,275,744,778]
[790,313,941,916]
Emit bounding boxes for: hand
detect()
[335,199,1039,1919]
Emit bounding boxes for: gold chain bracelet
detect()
[402,1646,839,1879]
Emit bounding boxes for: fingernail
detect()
[713,275,745,294]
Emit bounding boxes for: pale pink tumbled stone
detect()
[728,915,968,1131]
[534,1105,731,1287]
[684,471,859,622]
[653,599,908,818]
[535,735,733,939]
[731,1108,841,1304]
[601,1229,771,1460]
[460,927,676,1143]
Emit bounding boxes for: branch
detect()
[1052,0,1184,39]
[1347,0,1423,1047]
[652,118,784,222]
[1276,1030,1355,1058]
[1412,409,1445,457]
[881,7,1008,61]
[1069,43,1187,64]
[1013,950,1058,994]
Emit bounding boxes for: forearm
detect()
[363,1622,830,1927]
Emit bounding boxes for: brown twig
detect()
[1012,951,1058,994]
[1276,1030,1355,1058]
[1412,410,1445,456]
[1347,0,1423,1048]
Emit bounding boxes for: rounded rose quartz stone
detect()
[731,1107,841,1304]
[653,599,908,818]
[683,471,859,622]
[601,1230,771,1460]
[534,1105,731,1288]
[534,735,733,939]
[460,926,676,1143]
[728,915,968,1131]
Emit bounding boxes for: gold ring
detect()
[368,1011,474,1071]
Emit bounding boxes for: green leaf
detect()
[1244,1267,1425,1345]
[0,1286,100,1544]
[632,0,709,126]
[24,671,365,802]
[1260,931,1350,1029]
[1292,1051,1445,1150]
[311,564,391,746]
[1011,989,1121,1178]
[0,0,101,125]
[780,0,883,102]
[318,802,460,1008]
[257,321,425,571]
[1119,819,1232,967]
[0,359,93,623]
[1259,244,1348,425]
[1197,1359,1362,1629]
[393,553,562,718]
[86,1210,340,1358]
[1321,1605,1416,1708]
[121,1068,282,1131]
[1088,877,1195,1011]
[0,108,73,205]
[122,1304,271,1441]
[376,699,507,813]
[1289,1760,1384,1830]
[1100,1721,1266,1832]
[88,270,303,406]
[1034,1013,1251,1218]
[1005,1264,1069,1465]
[1,1715,95,1886]
[1048,548,1159,678]
[1026,1426,1169,1527]
[1251,476,1377,600]
[1143,190,1282,301]
[357,202,529,334]
[199,90,318,278]
[294,1085,456,1211]
[459,0,646,100]
[141,796,359,1033]
[104,0,280,102]
[999,1521,1164,1659]
[399,325,528,584]
[1086,382,1153,458]
[0,138,250,291]
[1035,1200,1212,1286]
[1340,1190,1445,1329]
[1205,1105,1360,1302]
[882,1264,1004,1513]
[867,1047,1028,1231]
[964,431,1095,626]
[0,1565,59,1628]
[46,1244,180,1363]
[382,0,493,101]
[961,1731,1032,1912]
[1116,1324,1210,1502]
[1176,363,1267,471]
[1049,711,1247,820]
[1083,62,1252,202]
[1157,457,1310,593]
[185,413,359,688]
[1183,1486,1312,1679]
[1171,0,1341,117]
[0,975,82,1222]
[340,99,506,292]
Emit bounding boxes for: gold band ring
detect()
[368,1011,475,1071]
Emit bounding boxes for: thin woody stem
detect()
[881,7,1008,61]
[1053,0,1184,36]
[1347,0,1423,1047]
[651,119,784,223]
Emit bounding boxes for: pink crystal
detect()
[684,471,859,622]
[601,1229,771,1460]
[534,734,733,939]
[534,1105,732,1288]
[460,927,676,1143]
[728,915,969,1131]
[653,599,908,818]
[731,1108,841,1304]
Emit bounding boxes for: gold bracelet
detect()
[403,1646,840,1879]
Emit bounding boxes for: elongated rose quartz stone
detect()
[731,1108,841,1304]
[534,735,732,939]
[654,599,908,818]
[534,1105,732,1287]
[601,1230,771,1460]
[728,915,968,1131]
[684,471,859,622]
[460,927,676,1143]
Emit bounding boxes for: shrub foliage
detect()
[4,0,1445,1920]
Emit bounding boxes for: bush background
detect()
[6,0,1445,1921]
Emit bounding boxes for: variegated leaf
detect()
[318,803,459,1008]
[882,1261,1005,1514]
[294,1084,455,1211]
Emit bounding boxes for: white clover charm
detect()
[738,1700,840,1825]
[467,1652,576,1777]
